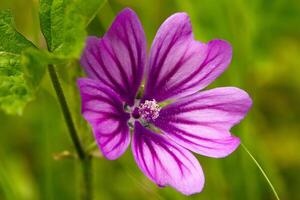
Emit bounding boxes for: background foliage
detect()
[0,0,299,199]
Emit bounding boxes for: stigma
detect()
[138,99,161,121]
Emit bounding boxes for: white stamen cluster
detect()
[138,99,161,121]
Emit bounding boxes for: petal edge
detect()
[132,121,204,195]
[77,78,131,160]
[154,87,251,158]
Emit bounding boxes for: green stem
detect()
[48,64,85,160]
[82,157,93,200]
[241,143,280,200]
[48,64,92,199]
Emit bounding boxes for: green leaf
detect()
[40,0,106,58]
[23,48,64,88]
[0,10,34,53]
[0,10,36,114]
[0,52,32,115]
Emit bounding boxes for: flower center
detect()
[138,99,161,121]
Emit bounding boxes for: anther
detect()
[138,99,161,121]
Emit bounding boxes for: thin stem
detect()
[48,64,85,160]
[48,64,93,200]
[82,157,93,200]
[241,143,280,200]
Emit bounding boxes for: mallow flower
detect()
[77,8,252,195]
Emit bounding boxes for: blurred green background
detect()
[0,0,300,199]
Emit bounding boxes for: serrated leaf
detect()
[0,11,34,53]
[0,52,32,115]
[40,0,106,58]
[0,10,36,114]
[0,10,53,115]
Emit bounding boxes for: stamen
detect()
[138,99,161,121]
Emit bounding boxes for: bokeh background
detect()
[0,0,300,199]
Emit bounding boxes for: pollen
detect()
[138,99,161,121]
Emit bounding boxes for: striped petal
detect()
[154,87,252,158]
[80,8,146,106]
[132,121,204,195]
[143,12,232,102]
[77,78,130,160]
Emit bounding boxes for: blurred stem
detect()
[48,64,85,160]
[48,64,93,200]
[82,156,93,200]
[241,143,280,200]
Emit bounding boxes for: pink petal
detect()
[80,8,146,106]
[154,87,252,158]
[77,78,130,160]
[132,121,204,195]
[143,12,232,102]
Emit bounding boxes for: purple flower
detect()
[77,8,252,195]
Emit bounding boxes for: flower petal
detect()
[132,121,204,195]
[143,12,232,102]
[80,8,146,106]
[154,87,252,158]
[77,78,131,160]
